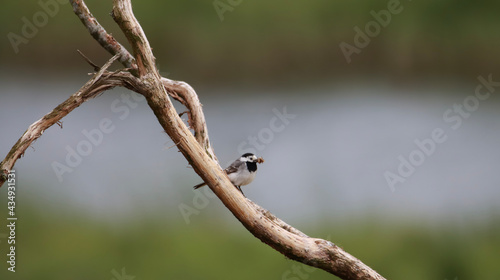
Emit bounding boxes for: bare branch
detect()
[247,199,308,238]
[111,0,157,77]
[106,1,386,279]
[71,0,213,156]
[1,1,387,279]
[70,0,137,72]
[110,0,218,160]
[161,77,216,160]
[0,55,138,185]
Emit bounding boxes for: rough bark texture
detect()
[71,0,137,72]
[0,1,386,279]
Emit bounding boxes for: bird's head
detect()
[240,153,258,162]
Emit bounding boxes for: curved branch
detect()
[110,0,218,159]
[0,55,138,185]
[161,77,216,160]
[0,1,387,279]
[107,1,386,279]
[71,0,212,153]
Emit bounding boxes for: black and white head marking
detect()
[240,153,258,172]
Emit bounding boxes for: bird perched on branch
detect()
[193,153,264,195]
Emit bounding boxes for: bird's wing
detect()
[225,160,243,175]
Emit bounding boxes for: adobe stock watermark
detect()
[281,235,332,280]
[282,263,317,280]
[178,185,218,225]
[213,0,243,21]
[237,106,296,155]
[7,0,68,54]
[111,267,136,280]
[6,169,17,273]
[384,74,499,192]
[179,106,296,224]
[339,0,409,64]
[51,92,145,182]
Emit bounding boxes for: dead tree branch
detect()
[161,77,215,159]
[0,1,385,279]
[0,55,140,184]
[71,0,137,72]
[70,0,215,159]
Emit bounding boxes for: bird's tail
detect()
[193,182,206,189]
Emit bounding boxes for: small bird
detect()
[193,153,263,195]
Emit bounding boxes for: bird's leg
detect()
[236,186,245,197]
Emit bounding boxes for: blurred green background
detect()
[1,202,499,280]
[1,0,500,84]
[1,0,500,279]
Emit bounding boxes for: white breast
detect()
[228,168,256,186]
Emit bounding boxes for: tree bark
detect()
[0,1,386,279]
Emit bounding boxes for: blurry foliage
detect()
[1,0,499,84]
[1,203,499,279]
[1,2,499,278]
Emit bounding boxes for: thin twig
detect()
[163,140,181,151]
[77,49,100,71]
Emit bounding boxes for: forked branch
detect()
[0,1,385,279]
[0,55,140,185]
[70,0,215,159]
[71,0,137,71]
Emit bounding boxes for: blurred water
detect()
[1,77,499,228]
